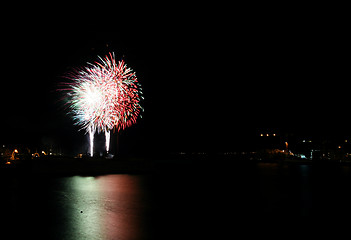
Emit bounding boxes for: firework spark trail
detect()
[105,130,110,153]
[88,125,95,157]
[64,52,143,156]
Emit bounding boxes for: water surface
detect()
[2,162,351,239]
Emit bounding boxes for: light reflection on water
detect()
[5,162,351,239]
[55,175,146,240]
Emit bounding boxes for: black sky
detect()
[0,3,349,155]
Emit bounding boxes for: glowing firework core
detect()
[66,53,143,156]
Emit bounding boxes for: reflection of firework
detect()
[64,53,143,155]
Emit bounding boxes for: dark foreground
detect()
[1,157,351,239]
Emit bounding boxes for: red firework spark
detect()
[66,52,143,133]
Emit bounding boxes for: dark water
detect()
[2,162,351,239]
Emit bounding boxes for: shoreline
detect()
[1,155,351,176]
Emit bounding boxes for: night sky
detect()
[0,4,349,155]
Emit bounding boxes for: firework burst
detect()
[63,52,143,156]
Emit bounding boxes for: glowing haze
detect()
[64,52,143,156]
